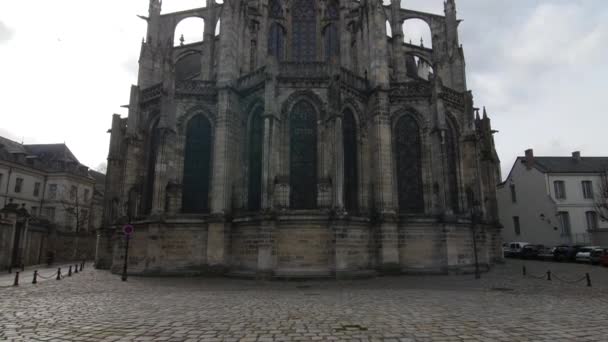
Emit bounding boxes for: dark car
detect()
[590,248,608,265]
[553,245,587,262]
[521,244,545,259]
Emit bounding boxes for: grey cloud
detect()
[0,21,14,43]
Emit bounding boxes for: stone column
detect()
[333,115,344,210]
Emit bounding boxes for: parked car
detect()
[590,248,608,265]
[601,251,608,267]
[521,244,545,259]
[553,245,587,262]
[575,246,600,263]
[538,246,555,260]
[506,242,529,258]
[502,243,510,258]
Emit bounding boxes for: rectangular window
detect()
[586,211,598,231]
[558,211,571,236]
[582,181,594,199]
[84,189,90,202]
[510,184,517,203]
[70,185,77,200]
[33,182,41,197]
[554,181,566,199]
[31,206,38,216]
[14,177,23,193]
[48,184,57,200]
[44,207,56,220]
[513,216,521,236]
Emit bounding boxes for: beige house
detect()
[498,149,608,247]
[0,136,104,269]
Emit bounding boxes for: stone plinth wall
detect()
[106,214,501,277]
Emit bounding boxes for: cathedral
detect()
[95,0,503,277]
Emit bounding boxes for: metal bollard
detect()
[80,263,83,272]
[68,266,72,277]
[547,270,552,281]
[74,264,79,274]
[586,273,592,287]
[522,266,527,276]
[56,268,61,280]
[32,270,38,284]
[13,272,19,286]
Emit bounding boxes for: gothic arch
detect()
[280,90,326,122]
[177,105,216,136]
[444,114,461,213]
[342,108,359,213]
[291,0,318,61]
[246,103,265,211]
[391,106,428,132]
[173,17,205,46]
[182,114,213,213]
[394,113,425,214]
[289,99,318,209]
[143,118,161,214]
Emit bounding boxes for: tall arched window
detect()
[268,23,285,60]
[182,115,212,213]
[445,121,459,213]
[292,0,317,61]
[248,108,264,211]
[269,0,283,17]
[395,116,424,213]
[144,121,160,214]
[290,100,317,209]
[323,24,339,62]
[343,109,358,212]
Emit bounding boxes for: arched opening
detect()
[182,115,212,213]
[326,0,339,19]
[386,20,393,38]
[175,52,202,80]
[403,19,432,48]
[395,116,424,213]
[162,0,207,14]
[343,109,358,213]
[143,120,160,214]
[268,23,285,60]
[405,54,434,81]
[445,120,459,213]
[174,17,205,47]
[323,24,339,62]
[290,100,317,209]
[215,19,221,36]
[248,108,264,211]
[292,0,317,61]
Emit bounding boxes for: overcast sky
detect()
[0,0,607,178]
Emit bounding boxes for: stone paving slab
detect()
[1,260,607,341]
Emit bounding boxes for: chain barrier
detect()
[522,266,592,287]
[0,261,87,289]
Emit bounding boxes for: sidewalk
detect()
[0,262,86,288]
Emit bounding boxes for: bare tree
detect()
[58,185,91,259]
[595,171,608,221]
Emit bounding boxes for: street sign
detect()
[122,224,134,236]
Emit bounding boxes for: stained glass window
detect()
[290,100,317,209]
[343,109,358,212]
[395,116,424,213]
[326,1,339,19]
[143,121,160,214]
[268,23,285,60]
[182,115,212,213]
[324,24,339,62]
[248,109,264,211]
[445,122,459,213]
[292,0,317,62]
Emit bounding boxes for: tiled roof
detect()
[526,157,608,173]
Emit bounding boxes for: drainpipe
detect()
[4,166,13,206]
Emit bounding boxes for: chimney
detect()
[524,149,534,170]
[572,151,581,162]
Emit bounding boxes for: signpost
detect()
[121,224,134,282]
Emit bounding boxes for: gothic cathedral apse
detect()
[96,0,503,277]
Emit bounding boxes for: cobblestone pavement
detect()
[1,260,607,342]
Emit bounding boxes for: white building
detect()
[498,149,608,247]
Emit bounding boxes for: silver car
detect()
[575,246,600,263]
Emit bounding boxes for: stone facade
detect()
[97,0,502,277]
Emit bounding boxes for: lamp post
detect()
[470,200,481,279]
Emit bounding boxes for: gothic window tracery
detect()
[445,121,459,213]
[326,1,339,19]
[290,100,317,209]
[323,24,339,62]
[343,109,358,212]
[268,23,285,60]
[182,115,212,213]
[395,116,424,213]
[292,0,317,62]
[248,108,264,211]
[269,0,283,18]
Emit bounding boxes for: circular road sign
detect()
[122,224,134,236]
